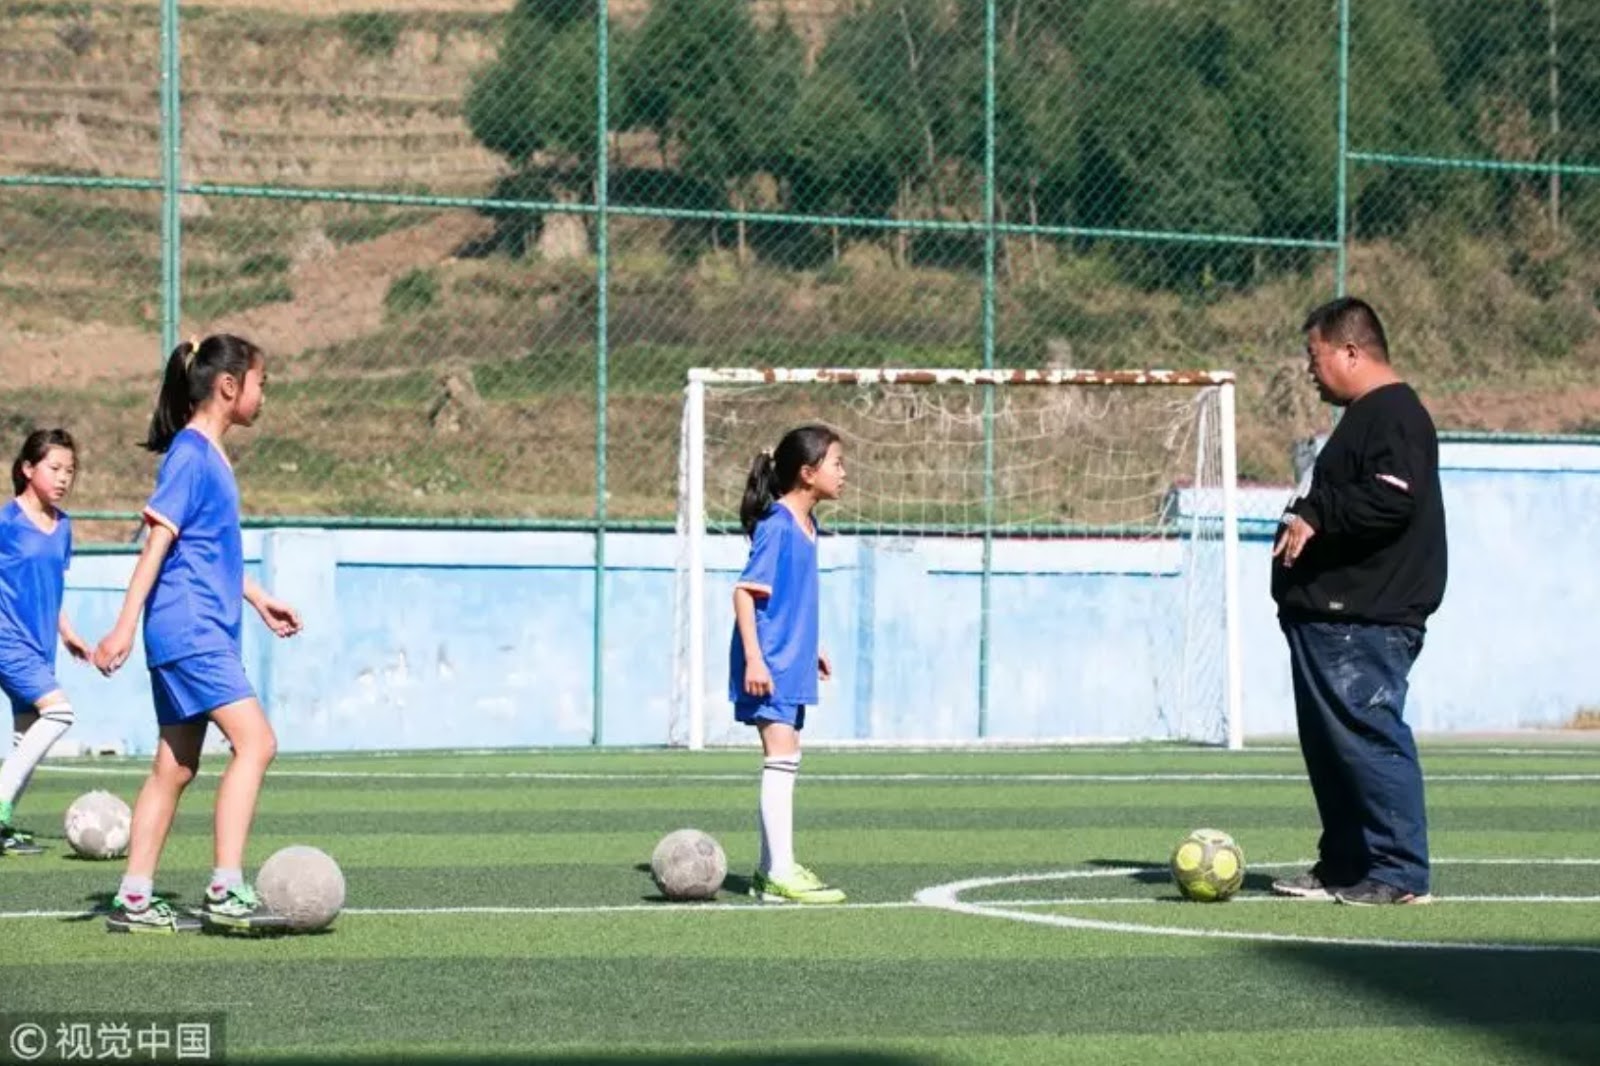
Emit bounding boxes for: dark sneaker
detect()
[1270,869,1341,900]
[106,896,202,934]
[199,882,290,933]
[0,824,45,855]
[1334,878,1433,906]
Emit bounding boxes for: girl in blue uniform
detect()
[730,424,846,903]
[0,429,92,854]
[94,334,302,933]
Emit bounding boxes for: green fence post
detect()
[160,0,181,355]
[1335,0,1351,297]
[592,0,611,746]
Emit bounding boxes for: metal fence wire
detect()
[4,0,1598,538]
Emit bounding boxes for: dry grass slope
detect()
[2,3,1598,531]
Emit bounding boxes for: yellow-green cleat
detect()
[750,865,846,904]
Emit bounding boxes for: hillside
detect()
[2,2,1597,534]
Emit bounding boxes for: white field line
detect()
[264,744,1600,760]
[6,895,1599,922]
[916,870,1600,956]
[5,860,1598,923]
[35,766,1600,784]
[981,895,1600,906]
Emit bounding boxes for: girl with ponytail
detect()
[728,424,846,904]
[94,334,302,934]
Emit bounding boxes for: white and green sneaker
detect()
[106,896,201,934]
[750,865,846,904]
[199,882,290,934]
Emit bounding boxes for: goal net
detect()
[672,368,1243,749]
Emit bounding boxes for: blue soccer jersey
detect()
[141,428,244,667]
[728,503,820,707]
[0,499,72,664]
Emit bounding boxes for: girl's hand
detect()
[818,651,832,681]
[63,632,92,663]
[253,594,303,638]
[92,625,135,677]
[744,658,774,699]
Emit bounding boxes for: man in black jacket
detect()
[1270,297,1447,907]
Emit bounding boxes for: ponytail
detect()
[144,334,263,453]
[738,423,841,537]
[11,428,77,495]
[739,451,779,538]
[145,338,200,453]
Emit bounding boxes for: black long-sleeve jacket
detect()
[1272,382,1448,629]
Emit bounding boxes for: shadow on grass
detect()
[1086,856,1278,893]
[631,862,753,902]
[55,889,152,924]
[1261,940,1600,1066]
[1086,858,1600,1063]
[59,890,336,937]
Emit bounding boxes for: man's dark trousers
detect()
[1283,619,1429,895]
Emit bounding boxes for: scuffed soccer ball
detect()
[257,845,346,932]
[1170,828,1244,902]
[64,790,132,860]
[650,828,727,901]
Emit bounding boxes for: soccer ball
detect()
[257,845,346,932]
[64,790,131,860]
[1170,828,1244,902]
[650,828,727,901]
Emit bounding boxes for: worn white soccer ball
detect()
[257,845,346,931]
[651,828,727,901]
[64,790,132,860]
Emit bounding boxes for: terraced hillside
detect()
[2,2,1597,533]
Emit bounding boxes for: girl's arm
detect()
[58,609,91,662]
[244,576,302,638]
[733,587,772,698]
[92,524,175,676]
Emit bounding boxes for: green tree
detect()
[1345,0,1465,238]
[466,0,604,257]
[1416,0,1600,238]
[625,0,798,263]
[786,68,900,262]
[944,0,1083,282]
[813,0,964,266]
[466,0,599,168]
[1074,0,1264,287]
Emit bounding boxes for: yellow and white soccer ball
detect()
[1169,828,1244,902]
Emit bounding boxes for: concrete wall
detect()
[46,439,1600,753]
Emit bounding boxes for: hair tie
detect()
[184,335,201,370]
[761,448,774,461]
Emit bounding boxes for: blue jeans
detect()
[1282,620,1430,895]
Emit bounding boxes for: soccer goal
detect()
[672,368,1244,750]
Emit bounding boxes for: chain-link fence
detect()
[2,0,1597,542]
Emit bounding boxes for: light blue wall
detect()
[50,440,1600,753]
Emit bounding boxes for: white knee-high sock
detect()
[0,704,74,810]
[759,752,800,879]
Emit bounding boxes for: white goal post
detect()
[673,367,1245,751]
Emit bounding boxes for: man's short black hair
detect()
[1303,297,1389,363]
